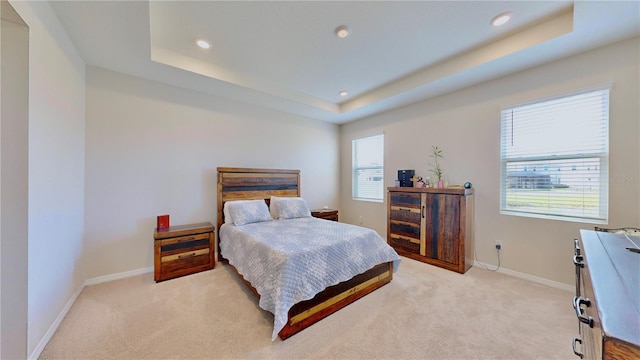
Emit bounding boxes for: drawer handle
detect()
[573,296,593,328]
[178,252,196,259]
[575,263,582,298]
[572,337,584,359]
[573,255,584,268]
[421,205,425,218]
[178,237,195,243]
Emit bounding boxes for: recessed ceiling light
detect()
[335,25,351,38]
[491,12,512,27]
[195,39,210,49]
[339,90,349,97]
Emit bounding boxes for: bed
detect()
[216,167,401,340]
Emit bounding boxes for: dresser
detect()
[572,230,640,359]
[154,222,215,282]
[387,187,474,274]
[311,209,339,222]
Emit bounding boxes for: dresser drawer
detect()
[389,192,421,209]
[390,220,421,239]
[389,233,420,253]
[389,206,421,224]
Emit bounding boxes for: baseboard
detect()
[473,260,573,292]
[28,281,85,360]
[28,266,154,360]
[84,266,153,286]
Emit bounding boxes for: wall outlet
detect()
[495,241,503,250]
[358,216,363,225]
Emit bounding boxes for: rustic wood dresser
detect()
[387,187,474,274]
[572,229,640,359]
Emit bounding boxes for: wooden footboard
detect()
[281,261,392,339]
[223,259,393,340]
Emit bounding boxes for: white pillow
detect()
[223,200,253,224]
[270,196,312,220]
[226,200,273,226]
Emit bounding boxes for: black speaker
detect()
[398,170,415,187]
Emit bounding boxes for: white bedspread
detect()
[219,217,401,340]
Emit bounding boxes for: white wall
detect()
[1,1,29,357]
[84,67,339,279]
[340,37,640,286]
[9,1,86,358]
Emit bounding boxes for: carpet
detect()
[39,257,577,359]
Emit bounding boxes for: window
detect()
[352,134,384,202]
[500,87,609,223]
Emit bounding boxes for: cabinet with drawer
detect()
[571,230,640,359]
[311,209,339,222]
[387,187,474,274]
[154,222,215,282]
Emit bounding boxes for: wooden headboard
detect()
[216,167,300,260]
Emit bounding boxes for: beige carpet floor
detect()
[39,257,577,359]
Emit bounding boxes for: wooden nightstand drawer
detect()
[161,248,211,275]
[154,222,215,282]
[161,247,210,262]
[159,232,210,247]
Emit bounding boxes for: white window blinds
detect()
[500,87,610,223]
[352,134,384,202]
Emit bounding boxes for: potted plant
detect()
[430,145,444,188]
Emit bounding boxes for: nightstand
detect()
[153,222,215,282]
[311,209,339,222]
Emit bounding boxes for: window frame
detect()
[352,133,384,203]
[499,86,610,224]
